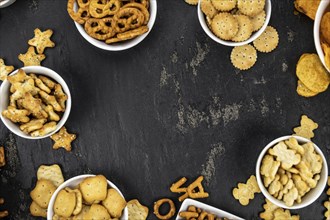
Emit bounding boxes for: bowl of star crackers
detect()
[67,0,157,51]
[0,66,71,139]
[198,0,271,46]
[314,0,330,72]
[47,174,128,220]
[256,136,328,209]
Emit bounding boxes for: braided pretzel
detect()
[89,0,121,18]
[84,17,116,40]
[67,0,90,24]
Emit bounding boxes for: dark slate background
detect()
[0,0,329,219]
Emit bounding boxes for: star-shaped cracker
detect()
[28,28,55,54]
[0,58,14,81]
[50,127,76,152]
[18,46,46,66]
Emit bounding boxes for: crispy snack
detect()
[321,42,330,70]
[325,199,330,219]
[293,115,318,140]
[39,75,56,89]
[102,188,126,218]
[296,80,318,98]
[112,8,146,33]
[211,0,236,11]
[296,53,330,93]
[251,10,265,32]
[201,0,217,19]
[0,147,5,167]
[84,17,116,41]
[300,142,322,175]
[211,13,239,40]
[67,0,91,24]
[54,84,68,110]
[79,175,108,204]
[230,44,257,70]
[296,161,318,188]
[72,205,90,220]
[54,189,77,217]
[35,77,51,93]
[269,141,301,170]
[268,175,281,196]
[260,199,281,220]
[89,0,121,18]
[127,199,149,220]
[273,209,299,220]
[285,137,304,155]
[237,0,265,16]
[283,187,299,207]
[84,204,110,220]
[18,46,45,66]
[28,28,55,54]
[231,15,253,42]
[170,177,188,193]
[50,127,76,151]
[30,201,47,218]
[20,119,47,134]
[260,154,280,187]
[184,0,198,5]
[7,69,29,83]
[294,0,320,20]
[0,198,8,218]
[30,179,56,209]
[21,92,48,119]
[39,90,63,112]
[153,198,176,220]
[122,3,150,25]
[106,26,148,44]
[321,12,330,45]
[37,164,64,187]
[253,26,279,53]
[2,106,30,123]
[30,121,57,137]
[187,176,209,199]
[232,175,260,206]
[179,211,199,219]
[65,187,83,215]
[0,58,14,81]
[44,105,60,121]
[292,174,309,197]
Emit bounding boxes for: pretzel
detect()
[105,25,148,44]
[89,0,121,18]
[122,3,150,24]
[123,0,149,9]
[84,17,116,40]
[67,0,90,24]
[112,7,145,33]
[153,198,175,220]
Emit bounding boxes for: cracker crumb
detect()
[287,29,296,42]
[253,76,267,85]
[2,133,21,178]
[171,51,178,64]
[282,62,288,72]
[260,97,269,117]
[190,42,210,76]
[222,103,242,126]
[160,66,171,88]
[28,0,39,13]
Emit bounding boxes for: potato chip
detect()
[296,53,330,93]
[232,14,253,42]
[293,115,318,140]
[230,44,257,70]
[251,10,266,32]
[18,46,45,66]
[237,0,265,16]
[37,164,64,187]
[211,0,236,11]
[232,175,260,206]
[184,0,198,5]
[294,0,320,20]
[253,26,279,53]
[0,58,14,81]
[127,199,149,220]
[30,201,47,218]
[296,80,319,98]
[30,179,56,209]
[211,12,239,40]
[28,28,55,54]
[0,147,5,167]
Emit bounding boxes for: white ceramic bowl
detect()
[256,135,328,209]
[73,1,157,51]
[47,174,128,220]
[314,0,330,72]
[0,66,72,139]
[197,0,271,47]
[0,0,16,8]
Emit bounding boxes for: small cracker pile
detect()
[232,175,261,206]
[293,115,318,140]
[260,199,299,220]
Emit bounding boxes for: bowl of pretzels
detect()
[67,0,157,51]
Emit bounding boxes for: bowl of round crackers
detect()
[67,0,157,51]
[197,0,271,47]
[47,174,128,220]
[0,66,71,139]
[314,0,330,72]
[256,136,328,209]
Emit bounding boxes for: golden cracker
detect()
[253,26,279,53]
[237,0,265,16]
[184,0,198,5]
[37,164,64,187]
[54,189,76,217]
[296,80,318,98]
[30,201,47,218]
[127,199,149,220]
[232,14,253,42]
[251,10,266,31]
[293,115,318,140]
[18,46,45,66]
[0,59,14,81]
[50,127,76,152]
[30,179,56,209]
[28,28,55,54]
[211,12,239,40]
[211,0,236,11]
[201,0,217,19]
[102,188,127,218]
[230,44,257,70]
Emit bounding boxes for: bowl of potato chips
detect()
[197,0,272,47]
[256,136,328,209]
[314,0,330,72]
[47,174,128,220]
[0,66,71,139]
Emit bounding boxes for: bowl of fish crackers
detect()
[0,66,71,139]
[256,136,328,209]
[314,0,330,72]
[198,0,271,46]
[47,174,128,220]
[67,0,157,51]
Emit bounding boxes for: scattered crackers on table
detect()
[127,199,149,220]
[50,127,76,151]
[18,46,46,66]
[28,28,55,54]
[293,115,318,140]
[260,199,299,220]
[232,175,261,206]
[0,58,14,81]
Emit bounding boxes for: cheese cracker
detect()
[253,26,279,53]
[230,44,257,70]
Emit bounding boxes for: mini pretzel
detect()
[89,0,121,18]
[112,7,145,33]
[122,3,150,24]
[153,198,175,220]
[105,25,148,44]
[67,0,90,24]
[84,17,116,40]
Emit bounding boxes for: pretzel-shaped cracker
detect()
[122,3,149,25]
[113,7,145,33]
[67,0,90,24]
[89,0,121,18]
[85,17,116,40]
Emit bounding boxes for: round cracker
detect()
[253,26,279,53]
[211,0,236,11]
[296,80,319,97]
[201,0,217,19]
[230,44,257,70]
[321,12,330,45]
[296,53,330,93]
[232,15,253,42]
[185,0,198,5]
[251,10,266,31]
[211,12,239,40]
[237,0,265,16]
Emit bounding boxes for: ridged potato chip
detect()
[294,0,320,20]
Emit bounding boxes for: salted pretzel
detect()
[122,3,149,24]
[112,7,145,33]
[89,0,121,18]
[84,17,116,40]
[67,0,90,24]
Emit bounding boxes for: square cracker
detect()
[79,175,107,204]
[127,199,149,220]
[37,164,64,187]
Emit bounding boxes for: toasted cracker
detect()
[211,12,239,40]
[296,80,318,97]
[37,164,64,187]
[201,0,217,19]
[30,121,57,137]
[85,204,110,220]
[30,179,56,209]
[79,175,108,204]
[253,26,279,53]
[65,187,83,215]
[251,10,266,31]
[0,147,5,167]
[232,14,253,42]
[18,47,45,66]
[102,188,126,218]
[50,127,76,152]
[30,201,47,218]
[259,199,281,220]
[0,59,14,81]
[211,0,236,11]
[28,28,55,54]
[237,0,265,16]
[185,0,198,5]
[230,44,257,70]
[293,115,318,140]
[54,189,77,218]
[187,176,209,199]
[127,199,149,220]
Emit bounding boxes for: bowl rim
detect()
[256,135,328,209]
[0,66,72,140]
[47,174,129,220]
[73,0,157,51]
[313,0,330,72]
[197,0,272,47]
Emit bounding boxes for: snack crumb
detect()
[171,51,178,64]
[260,97,269,117]
[287,30,296,43]
[28,0,39,13]
[160,66,171,88]
[222,103,242,126]
[282,62,288,72]
[190,42,210,76]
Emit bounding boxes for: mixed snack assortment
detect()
[67,0,150,44]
